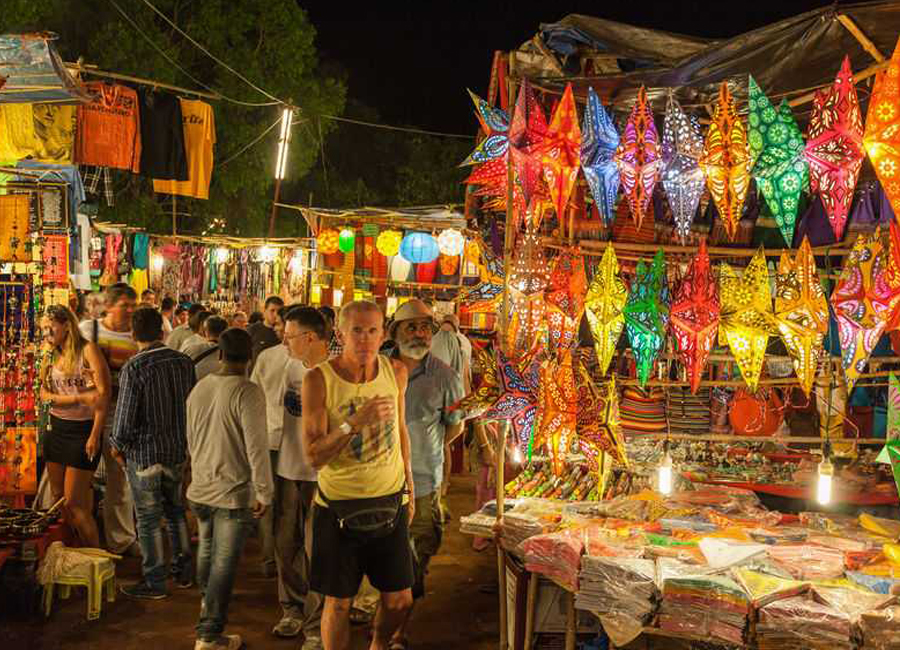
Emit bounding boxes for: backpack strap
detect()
[193,345,219,365]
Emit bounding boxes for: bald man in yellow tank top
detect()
[302,301,415,650]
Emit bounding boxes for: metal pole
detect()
[268,178,282,238]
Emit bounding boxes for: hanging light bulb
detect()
[657,441,674,496]
[511,445,524,465]
[333,288,344,306]
[216,247,230,264]
[817,441,834,505]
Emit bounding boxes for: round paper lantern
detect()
[390,256,412,281]
[338,227,356,253]
[399,232,439,264]
[376,230,403,257]
[317,228,339,255]
[437,228,465,256]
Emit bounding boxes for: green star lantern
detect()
[624,250,669,386]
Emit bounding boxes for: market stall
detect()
[454,4,900,648]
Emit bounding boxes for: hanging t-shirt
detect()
[0,104,37,161]
[15,161,86,216]
[153,99,215,199]
[32,104,75,163]
[75,82,142,172]
[138,89,189,181]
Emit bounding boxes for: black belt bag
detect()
[320,489,405,541]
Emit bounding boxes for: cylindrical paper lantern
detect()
[390,256,412,282]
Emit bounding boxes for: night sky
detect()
[305,1,834,134]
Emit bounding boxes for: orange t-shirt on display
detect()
[75,82,141,172]
[153,99,215,199]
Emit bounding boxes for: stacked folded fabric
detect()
[731,567,808,608]
[459,512,496,538]
[577,556,658,647]
[757,596,853,650]
[520,529,584,592]
[658,561,750,646]
[859,605,900,649]
[766,544,846,581]
[666,387,711,435]
[618,386,667,436]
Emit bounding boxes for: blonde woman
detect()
[40,305,111,547]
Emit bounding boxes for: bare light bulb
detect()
[332,288,344,306]
[511,446,523,465]
[658,452,674,496]
[817,458,834,505]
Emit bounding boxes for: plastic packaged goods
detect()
[576,555,658,645]
[799,511,859,534]
[520,528,584,592]
[757,595,853,650]
[731,567,809,608]
[859,605,900,649]
[699,538,768,569]
[766,544,847,581]
[847,570,900,595]
[811,584,897,622]
[658,568,750,646]
[860,513,900,539]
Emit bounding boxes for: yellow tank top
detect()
[317,355,405,502]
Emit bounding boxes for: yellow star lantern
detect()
[719,247,775,391]
[700,83,752,241]
[864,37,900,217]
[774,237,829,396]
[584,246,628,375]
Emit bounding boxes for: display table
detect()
[687,477,900,506]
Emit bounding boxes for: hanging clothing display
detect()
[0,103,37,161]
[75,82,142,171]
[16,161,85,216]
[32,104,75,163]
[152,99,215,199]
[137,89,189,181]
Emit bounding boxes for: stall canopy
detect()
[0,33,88,104]
[517,2,900,112]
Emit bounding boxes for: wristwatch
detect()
[338,421,353,436]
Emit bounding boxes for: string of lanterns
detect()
[317,227,467,265]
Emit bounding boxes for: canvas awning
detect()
[0,33,88,104]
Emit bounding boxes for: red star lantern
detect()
[541,83,581,221]
[536,350,578,475]
[509,80,550,224]
[669,239,719,393]
[615,86,662,229]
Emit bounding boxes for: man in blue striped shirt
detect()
[111,307,197,599]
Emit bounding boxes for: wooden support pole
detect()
[523,570,538,650]
[837,14,886,62]
[565,591,576,650]
[497,422,508,650]
[171,195,177,236]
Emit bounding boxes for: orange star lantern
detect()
[536,350,578,475]
[544,247,587,354]
[541,83,582,221]
[864,37,900,217]
[700,83,752,241]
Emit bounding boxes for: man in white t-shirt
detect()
[78,282,140,556]
[168,303,204,352]
[183,315,227,382]
[180,310,212,352]
[250,307,289,580]
[269,307,329,649]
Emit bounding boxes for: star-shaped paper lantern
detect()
[886,220,900,332]
[459,235,505,314]
[774,237,829,396]
[536,350,578,475]
[624,250,670,386]
[581,87,620,226]
[719,247,775,391]
[545,247,587,353]
[615,86,662,229]
[748,76,808,247]
[483,348,543,452]
[508,290,546,354]
[461,89,509,166]
[669,239,719,393]
[700,82,751,242]
[541,83,582,221]
[864,37,900,217]
[662,94,705,242]
[509,79,549,222]
[450,345,499,416]
[831,230,893,391]
[574,365,627,468]
[888,372,900,440]
[805,56,865,243]
[875,437,900,500]
[584,245,628,375]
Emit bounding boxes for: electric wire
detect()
[216,115,286,168]
[319,114,474,139]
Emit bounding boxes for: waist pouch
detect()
[320,489,404,541]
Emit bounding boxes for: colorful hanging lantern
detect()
[888,372,900,440]
[317,228,340,255]
[545,247,587,353]
[748,76,808,247]
[536,350,578,475]
[887,220,900,332]
[624,250,670,386]
[508,291,546,354]
[376,229,403,257]
[584,246,628,376]
[615,86,662,229]
[541,83,582,220]
[389,256,412,282]
[439,253,459,276]
[581,87,620,227]
[338,227,356,253]
[669,240,719,394]
[509,230,550,295]
[831,230,893,392]
[575,366,627,468]
[437,228,465,256]
[483,348,543,453]
[774,237,829,396]
[460,89,509,166]
[509,80,549,222]
[719,247,775,391]
[449,346,500,417]
[864,37,900,217]
[662,94,705,242]
[459,236,505,314]
[700,82,751,242]
[876,438,900,500]
[399,232,439,264]
[805,56,865,243]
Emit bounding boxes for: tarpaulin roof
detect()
[513,2,900,114]
[0,33,88,104]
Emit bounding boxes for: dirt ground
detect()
[0,474,500,650]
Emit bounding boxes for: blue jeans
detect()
[126,462,191,592]
[191,501,254,641]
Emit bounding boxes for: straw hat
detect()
[388,299,436,339]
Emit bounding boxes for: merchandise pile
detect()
[504,459,600,501]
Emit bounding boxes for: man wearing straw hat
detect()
[386,299,464,650]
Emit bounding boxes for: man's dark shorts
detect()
[310,502,415,599]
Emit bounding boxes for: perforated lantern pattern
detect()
[581,87,620,227]
[615,86,661,229]
[584,246,628,376]
[541,83,582,221]
[623,250,670,387]
[864,37,900,218]
[662,94,705,242]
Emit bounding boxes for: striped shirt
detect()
[78,319,138,391]
[111,342,196,468]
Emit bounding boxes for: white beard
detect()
[399,341,429,360]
